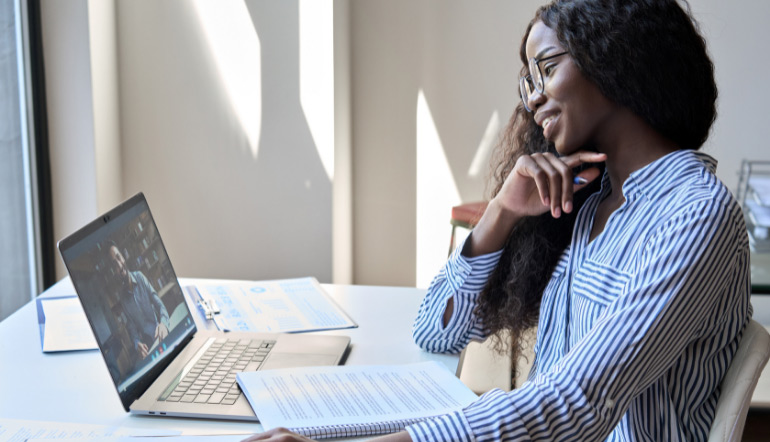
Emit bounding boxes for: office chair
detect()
[456,328,536,395]
[449,201,488,256]
[456,320,770,442]
[708,319,770,442]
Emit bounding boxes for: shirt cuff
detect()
[406,410,475,442]
[445,234,504,292]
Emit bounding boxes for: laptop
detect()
[58,192,350,421]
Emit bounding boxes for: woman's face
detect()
[524,21,616,154]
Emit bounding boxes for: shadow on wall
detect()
[118,0,332,283]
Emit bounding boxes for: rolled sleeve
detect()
[412,235,503,353]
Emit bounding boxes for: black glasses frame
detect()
[519,51,568,112]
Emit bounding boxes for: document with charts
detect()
[236,361,478,439]
[184,277,357,333]
[0,418,176,442]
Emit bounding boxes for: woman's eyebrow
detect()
[535,46,558,60]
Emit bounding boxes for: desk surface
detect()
[0,278,456,435]
[5,279,770,434]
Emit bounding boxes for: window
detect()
[0,0,53,321]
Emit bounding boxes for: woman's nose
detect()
[527,88,546,110]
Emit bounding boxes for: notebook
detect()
[235,361,478,439]
[57,192,350,421]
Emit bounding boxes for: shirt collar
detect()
[600,150,718,202]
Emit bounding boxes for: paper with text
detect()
[189,278,356,333]
[236,361,477,436]
[39,297,98,352]
[27,436,247,442]
[0,418,176,442]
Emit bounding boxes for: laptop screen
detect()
[59,193,196,408]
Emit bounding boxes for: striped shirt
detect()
[408,150,751,441]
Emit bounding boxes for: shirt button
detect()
[605,398,615,408]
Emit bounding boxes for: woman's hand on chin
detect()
[497,150,606,219]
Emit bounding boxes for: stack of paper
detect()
[746,176,770,252]
[36,296,98,353]
[0,418,177,442]
[185,277,357,333]
[235,361,478,439]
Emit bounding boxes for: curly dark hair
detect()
[475,0,718,368]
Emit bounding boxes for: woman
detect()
[248,0,750,440]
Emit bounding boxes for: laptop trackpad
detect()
[261,353,339,370]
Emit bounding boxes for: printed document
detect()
[27,436,249,442]
[236,361,478,438]
[0,418,175,442]
[187,277,356,333]
[37,297,98,352]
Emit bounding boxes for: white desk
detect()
[0,278,457,435]
[4,279,770,435]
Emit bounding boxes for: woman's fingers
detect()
[532,153,564,218]
[554,151,606,216]
[241,428,312,442]
[560,151,607,169]
[519,150,606,218]
[515,155,551,208]
[506,150,606,218]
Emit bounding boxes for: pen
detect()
[573,176,588,185]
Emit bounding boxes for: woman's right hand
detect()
[498,150,606,219]
[462,150,606,257]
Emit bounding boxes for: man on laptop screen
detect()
[108,243,170,361]
[62,201,196,396]
[59,192,349,421]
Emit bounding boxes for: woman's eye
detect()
[543,64,557,76]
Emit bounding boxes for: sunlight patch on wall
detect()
[299,0,334,180]
[416,90,461,288]
[193,0,262,158]
[468,111,500,178]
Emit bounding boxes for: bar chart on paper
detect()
[185,277,357,333]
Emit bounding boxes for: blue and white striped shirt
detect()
[408,150,751,441]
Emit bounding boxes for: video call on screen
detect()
[66,206,192,388]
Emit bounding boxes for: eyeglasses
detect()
[519,51,568,112]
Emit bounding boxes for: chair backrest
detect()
[708,319,770,442]
[457,321,770,441]
[456,328,537,395]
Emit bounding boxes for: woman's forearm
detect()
[462,198,521,257]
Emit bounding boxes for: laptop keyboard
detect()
[160,337,275,405]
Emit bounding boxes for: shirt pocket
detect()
[571,259,631,311]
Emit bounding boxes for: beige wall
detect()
[350,1,545,286]
[691,0,770,189]
[44,0,345,283]
[115,1,338,282]
[42,0,770,289]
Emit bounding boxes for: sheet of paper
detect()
[27,436,247,442]
[236,361,478,432]
[39,297,98,352]
[189,278,357,333]
[0,418,176,442]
